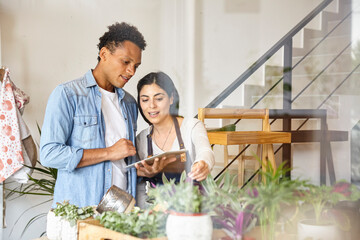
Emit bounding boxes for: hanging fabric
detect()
[0,68,36,183]
[0,68,25,182]
[7,107,37,183]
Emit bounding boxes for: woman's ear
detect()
[170,93,174,105]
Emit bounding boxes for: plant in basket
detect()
[147,171,214,240]
[96,207,167,239]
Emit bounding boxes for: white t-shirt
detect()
[99,87,128,191]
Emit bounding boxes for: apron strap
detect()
[145,116,186,184]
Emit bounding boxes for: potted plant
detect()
[201,172,256,240]
[297,180,360,240]
[47,201,94,240]
[147,171,214,240]
[240,161,306,240]
[212,204,256,240]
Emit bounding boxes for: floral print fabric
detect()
[0,68,24,182]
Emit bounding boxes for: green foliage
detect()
[6,161,57,197]
[203,172,257,239]
[148,171,204,213]
[201,172,242,213]
[301,180,360,224]
[147,171,223,214]
[53,201,94,227]
[240,161,307,240]
[96,208,167,238]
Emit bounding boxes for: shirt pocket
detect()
[72,115,98,147]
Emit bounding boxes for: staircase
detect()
[206,0,360,185]
[245,0,356,111]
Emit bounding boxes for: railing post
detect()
[320,116,327,184]
[283,39,292,178]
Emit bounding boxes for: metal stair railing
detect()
[208,0,357,184]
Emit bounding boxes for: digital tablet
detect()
[125,149,187,170]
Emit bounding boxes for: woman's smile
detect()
[148,111,160,118]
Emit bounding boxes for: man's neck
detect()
[92,66,115,92]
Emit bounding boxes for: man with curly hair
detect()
[40,22,146,207]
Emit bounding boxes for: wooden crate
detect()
[77,219,167,240]
[78,219,229,240]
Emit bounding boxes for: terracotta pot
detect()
[297,219,341,240]
[166,212,213,240]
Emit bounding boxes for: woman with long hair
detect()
[135,72,214,207]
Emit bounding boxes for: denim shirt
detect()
[40,70,138,208]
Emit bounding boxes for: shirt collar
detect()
[85,69,125,99]
[85,70,97,87]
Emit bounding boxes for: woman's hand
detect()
[188,160,210,181]
[135,156,177,178]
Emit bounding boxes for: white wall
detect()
[0,0,337,239]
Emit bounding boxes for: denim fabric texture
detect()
[40,70,138,207]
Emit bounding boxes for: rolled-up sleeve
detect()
[40,85,83,172]
[191,121,215,171]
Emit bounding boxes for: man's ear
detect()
[99,47,108,62]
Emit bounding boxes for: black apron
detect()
[145,116,189,184]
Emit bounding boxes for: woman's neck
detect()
[153,116,174,135]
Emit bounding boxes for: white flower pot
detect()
[46,211,62,240]
[297,219,341,240]
[166,212,213,240]
[61,219,78,240]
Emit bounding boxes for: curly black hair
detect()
[97,22,147,61]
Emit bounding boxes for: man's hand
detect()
[188,160,209,181]
[135,156,177,177]
[108,138,136,160]
[77,138,136,168]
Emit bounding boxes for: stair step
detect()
[321,10,343,24]
[306,34,351,55]
[247,94,341,116]
[245,71,360,108]
[293,1,352,57]
[327,17,352,35]
[293,21,351,56]
[292,52,354,75]
[324,0,339,14]
[291,71,360,96]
